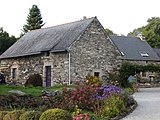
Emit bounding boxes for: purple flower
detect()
[95,84,122,100]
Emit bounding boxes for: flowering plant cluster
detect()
[73,113,91,120]
[62,80,129,119]
[62,81,100,111]
[95,84,122,100]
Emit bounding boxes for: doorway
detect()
[45,66,51,87]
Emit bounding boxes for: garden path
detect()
[122,87,160,120]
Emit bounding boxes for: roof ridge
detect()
[28,17,95,33]
[111,35,147,40]
[50,17,96,51]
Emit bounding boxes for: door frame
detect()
[45,66,51,87]
[43,62,53,87]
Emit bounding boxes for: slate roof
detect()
[110,36,160,61]
[0,17,96,59]
[153,48,160,58]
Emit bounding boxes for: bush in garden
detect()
[39,108,72,120]
[86,75,101,86]
[101,94,126,119]
[108,73,120,86]
[0,111,8,120]
[95,84,122,100]
[25,74,42,87]
[63,81,99,112]
[72,105,82,117]
[3,110,25,120]
[72,105,92,120]
[0,94,65,111]
[19,111,41,120]
[94,84,127,118]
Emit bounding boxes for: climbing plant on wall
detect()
[119,62,160,87]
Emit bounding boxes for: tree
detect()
[22,5,45,33]
[128,17,160,48]
[0,28,17,54]
[105,28,116,36]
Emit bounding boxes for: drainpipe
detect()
[66,48,71,85]
[68,51,71,85]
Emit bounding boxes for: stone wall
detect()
[49,52,69,84]
[70,19,122,81]
[0,55,43,84]
[0,52,69,86]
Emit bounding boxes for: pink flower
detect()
[86,80,89,83]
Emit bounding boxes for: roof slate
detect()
[110,36,160,61]
[153,48,160,58]
[0,17,95,59]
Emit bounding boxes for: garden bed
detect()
[0,82,137,120]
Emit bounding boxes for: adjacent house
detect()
[110,36,160,82]
[0,17,122,86]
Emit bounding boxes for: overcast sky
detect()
[0,0,160,37]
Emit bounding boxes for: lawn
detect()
[0,84,75,96]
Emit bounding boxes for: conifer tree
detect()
[22,5,45,33]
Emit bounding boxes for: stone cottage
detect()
[110,36,160,82]
[0,17,122,86]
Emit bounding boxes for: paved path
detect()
[121,88,160,120]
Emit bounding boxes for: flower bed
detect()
[0,79,136,120]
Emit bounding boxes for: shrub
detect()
[63,82,99,112]
[0,111,8,120]
[19,111,41,120]
[0,94,65,111]
[72,105,82,117]
[101,94,126,119]
[95,84,122,100]
[39,108,72,120]
[86,75,101,86]
[25,74,42,87]
[3,110,25,120]
[108,73,120,86]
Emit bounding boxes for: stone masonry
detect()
[70,19,122,81]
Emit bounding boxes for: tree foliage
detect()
[128,17,160,48]
[0,28,17,55]
[105,28,116,36]
[22,5,45,33]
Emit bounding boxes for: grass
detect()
[0,84,75,96]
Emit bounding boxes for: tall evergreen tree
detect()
[22,5,45,33]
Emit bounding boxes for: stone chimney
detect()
[83,16,87,20]
[137,34,145,41]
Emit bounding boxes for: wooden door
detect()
[45,66,51,87]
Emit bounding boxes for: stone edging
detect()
[110,101,138,120]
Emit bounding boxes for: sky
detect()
[0,0,160,37]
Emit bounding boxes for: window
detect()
[12,68,17,79]
[94,72,100,77]
[139,51,149,57]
